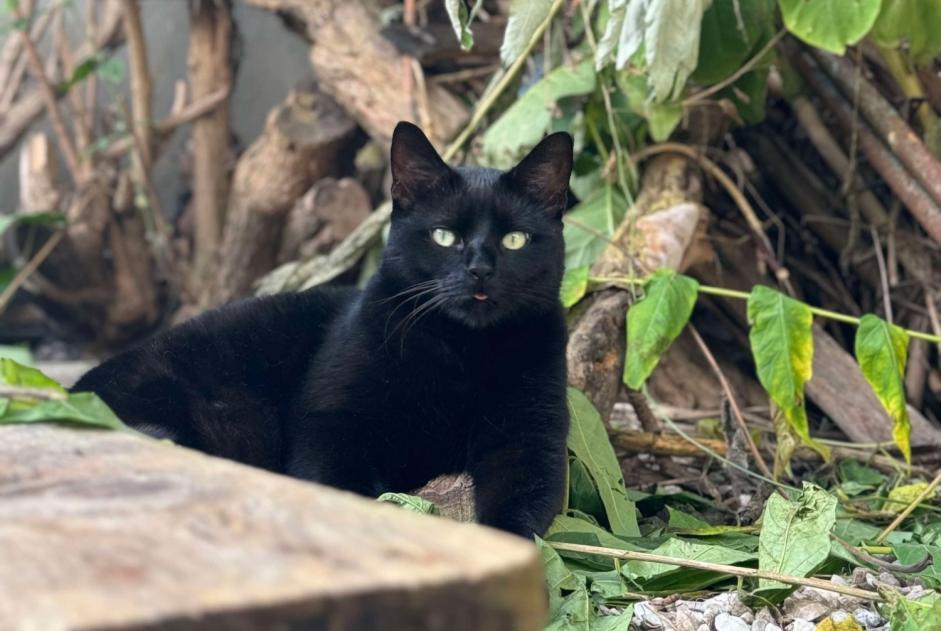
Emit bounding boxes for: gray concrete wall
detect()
[0,0,313,217]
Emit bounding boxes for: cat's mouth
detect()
[473,291,489,301]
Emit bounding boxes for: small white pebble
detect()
[714,612,751,631]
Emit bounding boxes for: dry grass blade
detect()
[549,541,884,602]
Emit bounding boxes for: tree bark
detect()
[205,88,356,307]
[188,0,234,288]
[243,0,467,146]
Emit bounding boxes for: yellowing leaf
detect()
[747,286,829,460]
[560,266,590,308]
[855,314,912,464]
[623,269,699,389]
[883,481,934,513]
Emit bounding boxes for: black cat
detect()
[74,122,572,537]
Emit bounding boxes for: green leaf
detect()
[839,460,886,496]
[538,537,594,630]
[481,60,596,169]
[547,514,643,552]
[0,211,66,237]
[757,483,837,593]
[721,68,770,125]
[500,0,553,66]
[779,0,882,54]
[893,543,941,589]
[624,269,698,389]
[615,73,683,141]
[569,456,606,521]
[563,185,627,270]
[623,537,756,581]
[561,266,590,308]
[747,285,829,459]
[1,357,64,392]
[567,387,641,537]
[872,0,941,63]
[0,345,33,366]
[377,492,439,515]
[0,391,127,430]
[693,0,775,84]
[855,314,912,464]
[444,0,482,50]
[881,590,941,631]
[595,0,629,70]
[97,56,125,84]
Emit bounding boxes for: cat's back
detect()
[74,285,359,402]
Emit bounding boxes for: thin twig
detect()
[631,142,794,294]
[13,10,82,183]
[689,324,772,478]
[876,468,941,544]
[0,230,64,316]
[683,29,785,106]
[549,541,884,602]
[870,227,893,323]
[0,385,66,401]
[442,0,565,161]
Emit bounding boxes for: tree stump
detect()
[0,424,546,630]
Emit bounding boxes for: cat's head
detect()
[382,122,572,329]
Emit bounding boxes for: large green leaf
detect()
[623,269,698,389]
[693,0,775,84]
[444,0,482,50]
[779,0,882,54]
[872,0,941,63]
[482,60,596,169]
[547,514,643,552]
[567,387,641,537]
[854,314,912,464]
[621,537,756,583]
[563,185,627,271]
[569,456,606,521]
[0,392,127,430]
[538,537,593,630]
[747,285,828,459]
[1,358,127,431]
[500,0,553,66]
[757,483,837,592]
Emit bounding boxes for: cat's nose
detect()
[467,262,494,280]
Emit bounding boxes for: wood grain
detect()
[0,424,545,630]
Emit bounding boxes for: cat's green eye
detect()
[431,228,458,247]
[501,231,529,250]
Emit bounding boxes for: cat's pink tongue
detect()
[473,292,489,301]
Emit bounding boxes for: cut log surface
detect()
[0,424,546,631]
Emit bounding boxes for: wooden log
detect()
[243,0,467,146]
[205,87,356,307]
[0,424,545,631]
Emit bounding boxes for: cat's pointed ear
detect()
[390,122,454,207]
[505,132,573,217]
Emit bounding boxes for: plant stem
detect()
[442,0,565,161]
[589,276,941,344]
[549,541,884,602]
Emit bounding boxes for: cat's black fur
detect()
[73,122,572,537]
